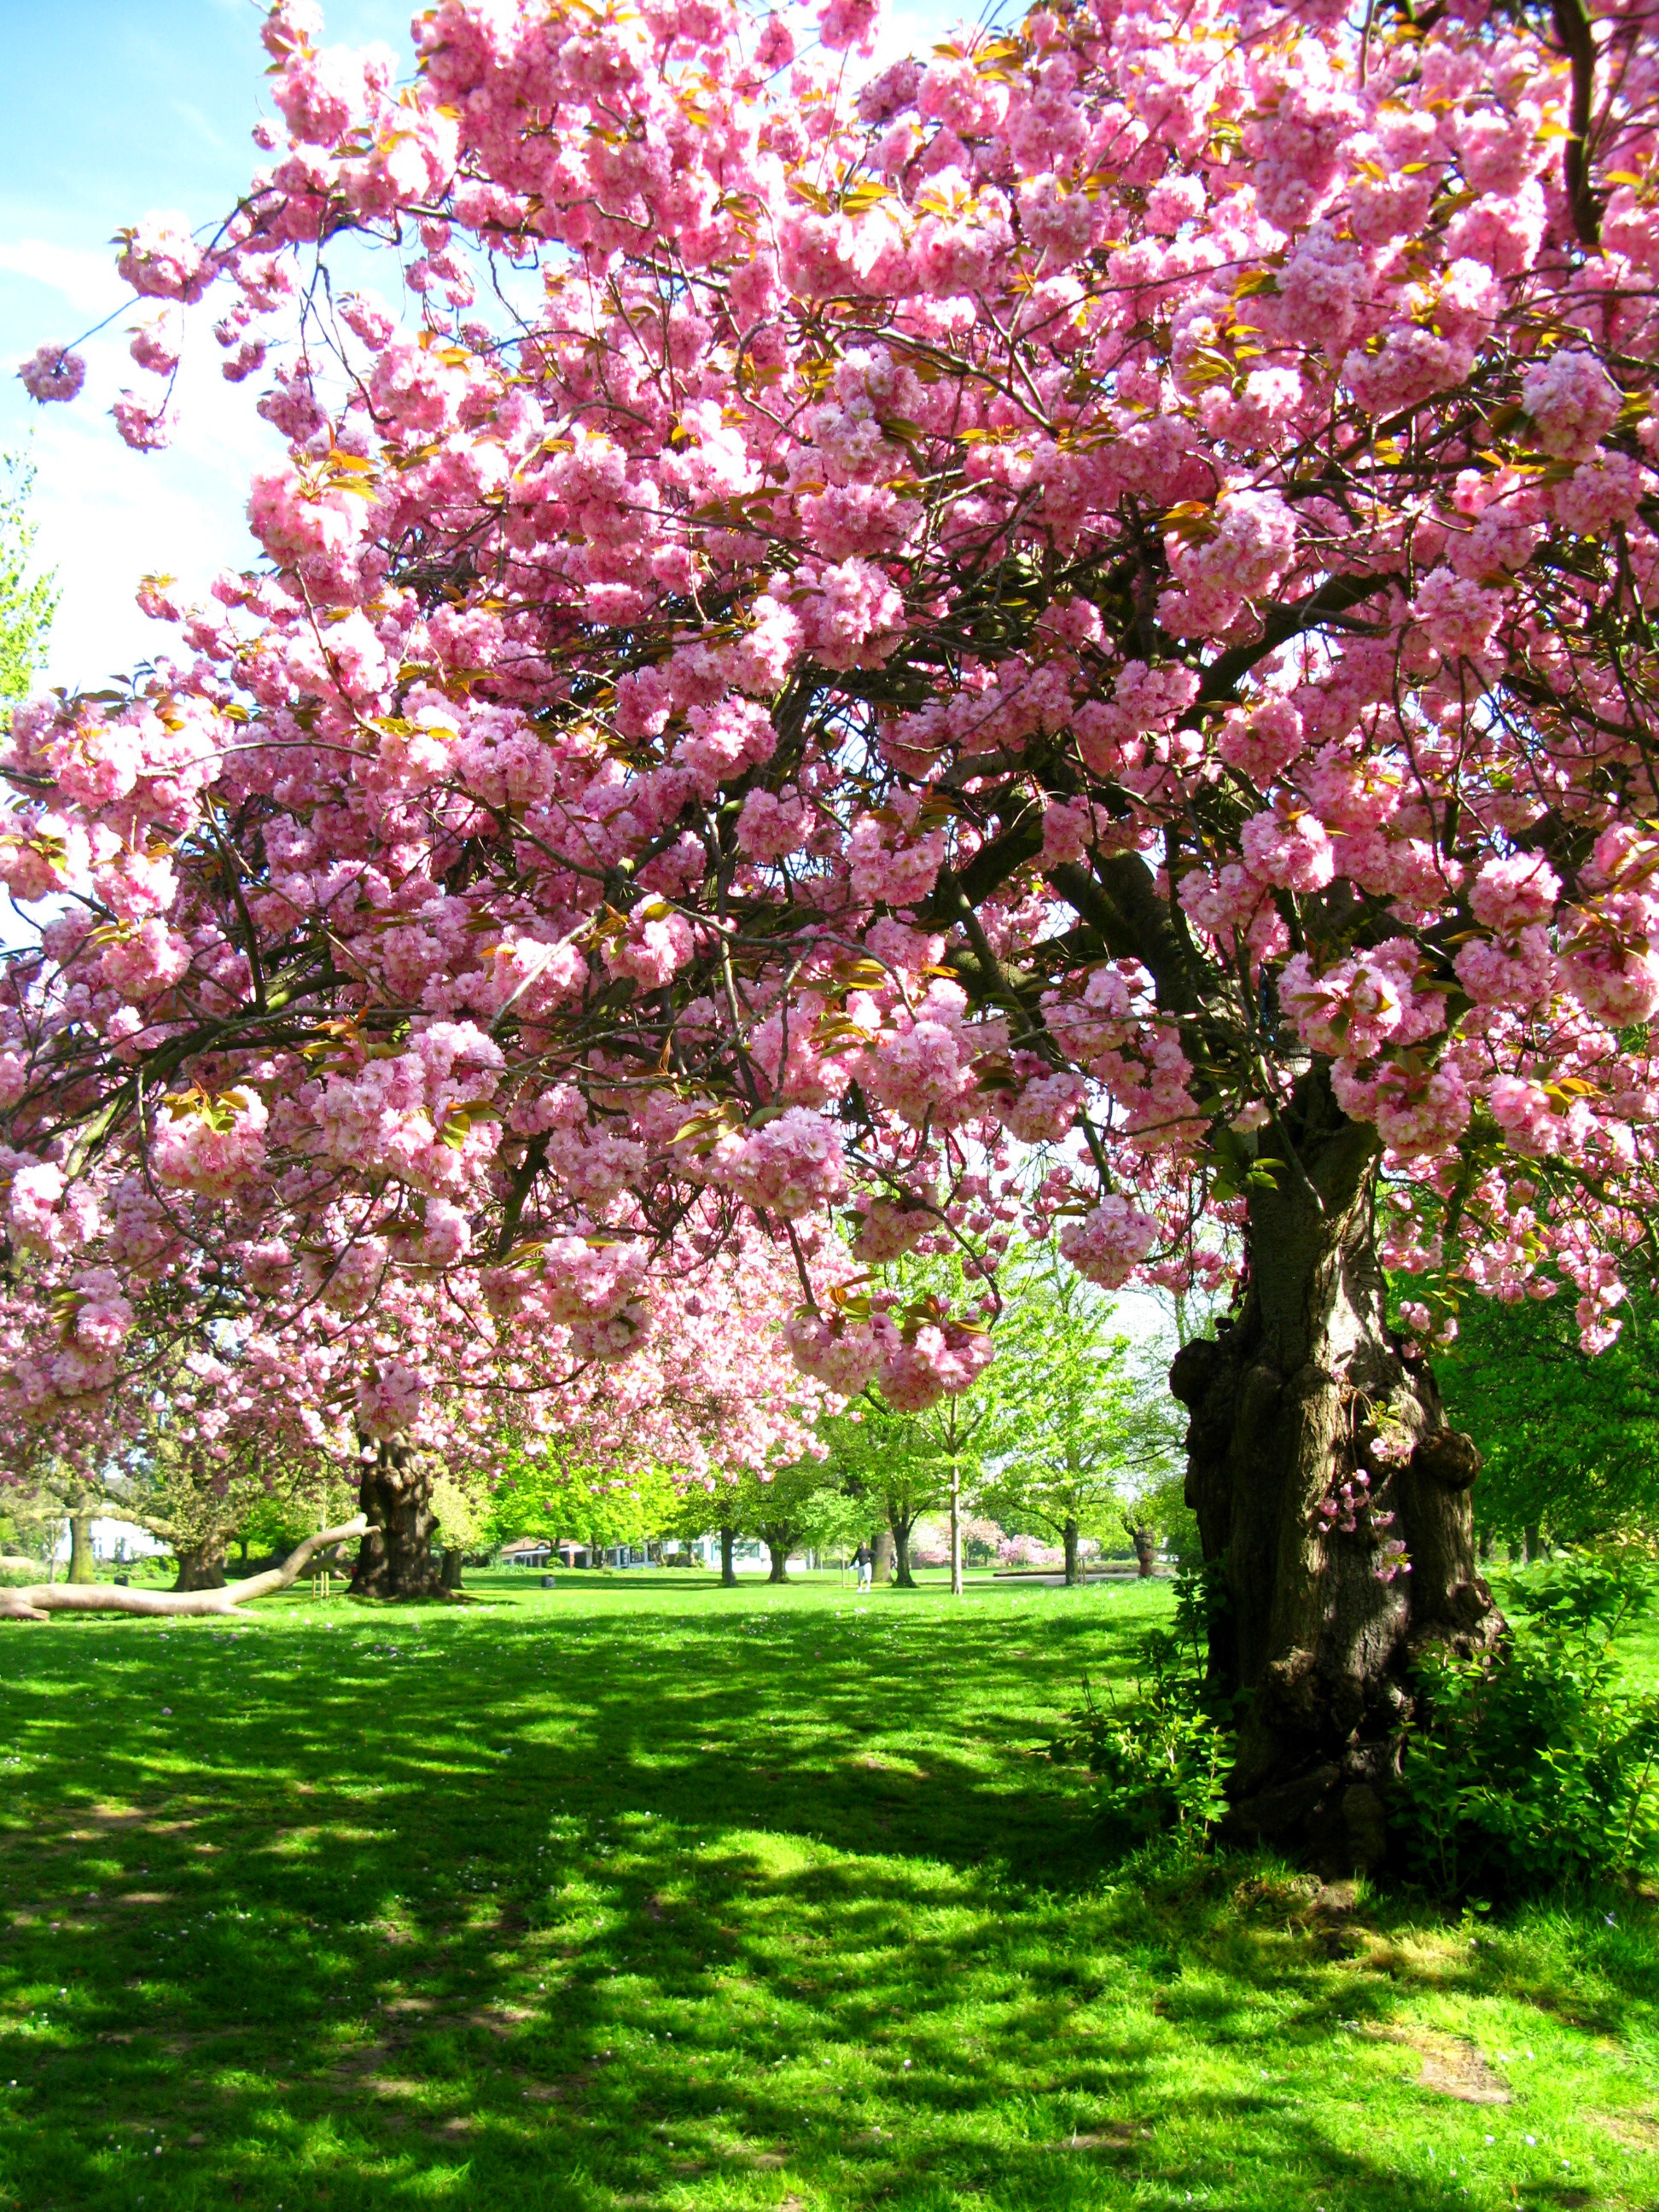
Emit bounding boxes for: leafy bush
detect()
[1399,1551,1659,1898]
[0,1561,42,1588]
[1063,1563,1231,1852]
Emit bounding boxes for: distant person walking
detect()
[853,1541,872,1592]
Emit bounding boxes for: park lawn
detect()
[1,1573,1657,2212]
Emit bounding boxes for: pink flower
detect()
[1059,1196,1158,1289]
[356,1358,427,1440]
[273,43,390,146]
[1557,937,1659,1025]
[111,393,177,452]
[1240,809,1335,894]
[1454,927,1556,1009]
[779,560,905,671]
[817,0,881,53]
[723,1109,846,1219]
[1520,350,1623,462]
[1470,853,1560,933]
[152,1087,269,1198]
[851,1197,934,1262]
[999,1068,1086,1144]
[607,907,695,990]
[1488,1074,1563,1156]
[18,345,85,403]
[1412,568,1503,660]
[98,919,190,1002]
[847,814,946,905]
[116,218,210,304]
[1372,1062,1470,1159]
[787,1311,881,1396]
[877,1320,994,1411]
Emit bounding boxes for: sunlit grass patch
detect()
[0,1570,1656,2209]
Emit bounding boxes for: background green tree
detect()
[715,1456,847,1584]
[0,451,56,718]
[1431,1287,1659,1556]
[486,1433,680,1562]
[976,1244,1182,1585]
[819,1399,951,1589]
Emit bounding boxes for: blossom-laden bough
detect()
[7,0,1659,1856]
[0,1515,368,1622]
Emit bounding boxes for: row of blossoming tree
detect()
[4,0,1656,1854]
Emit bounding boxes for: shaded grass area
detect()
[3,1572,1658,2210]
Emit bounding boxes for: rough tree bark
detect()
[871,1529,894,1585]
[1168,1074,1499,1873]
[719,1524,737,1587]
[1132,1527,1157,1579]
[441,1548,463,1592]
[1062,1517,1080,1587]
[763,1528,790,1583]
[0,1518,369,1622]
[351,1437,445,1600]
[172,1540,229,1593]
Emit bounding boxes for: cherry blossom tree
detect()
[7,0,1659,1851]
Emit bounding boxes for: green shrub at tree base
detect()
[1065,1548,1659,1900]
[1062,1563,1232,1854]
[1398,1551,1659,1900]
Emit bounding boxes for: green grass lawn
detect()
[3,1569,1658,2211]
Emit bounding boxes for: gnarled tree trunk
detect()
[173,1540,228,1592]
[763,1529,790,1583]
[1132,1526,1157,1578]
[1169,1081,1499,1873]
[351,1439,445,1601]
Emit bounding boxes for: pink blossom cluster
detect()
[1,0,1655,1498]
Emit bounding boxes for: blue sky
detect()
[2,0,962,692]
[1,0,419,687]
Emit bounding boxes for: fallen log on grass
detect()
[0,1518,369,1623]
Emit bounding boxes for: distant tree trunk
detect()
[891,1517,916,1588]
[173,1540,228,1592]
[871,1529,894,1585]
[950,1462,963,1598]
[1062,1517,1080,1586]
[1524,1522,1542,1562]
[764,1529,790,1583]
[1476,1528,1493,1564]
[351,1438,444,1600]
[1132,1526,1157,1578]
[441,1548,463,1592]
[67,1508,96,1586]
[719,1524,737,1587]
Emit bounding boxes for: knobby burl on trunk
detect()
[1170,1067,1499,1873]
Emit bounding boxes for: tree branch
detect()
[0,1516,368,1623]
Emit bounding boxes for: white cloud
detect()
[16,323,285,693]
[0,238,125,320]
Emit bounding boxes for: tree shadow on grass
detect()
[2,1599,1656,2210]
